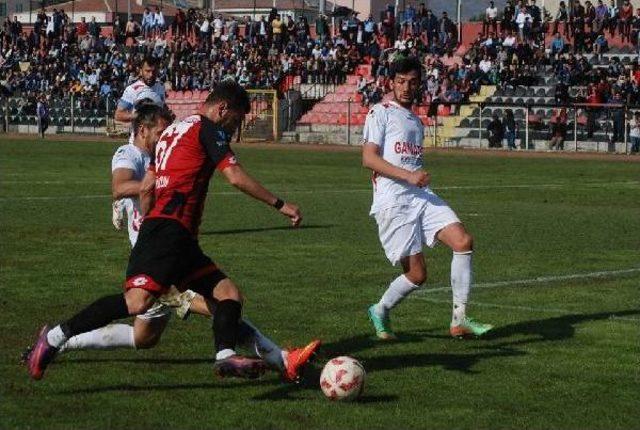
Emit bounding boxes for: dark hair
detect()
[132,104,173,136]
[141,55,159,68]
[390,57,422,80]
[204,80,251,114]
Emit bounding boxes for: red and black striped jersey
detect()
[146,114,238,236]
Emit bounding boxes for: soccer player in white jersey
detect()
[362,57,493,340]
[24,104,319,382]
[112,56,166,231]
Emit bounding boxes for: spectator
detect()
[503,0,516,33]
[555,1,570,35]
[630,112,640,152]
[619,0,633,41]
[141,8,153,39]
[484,1,499,36]
[154,7,165,37]
[610,89,625,142]
[88,16,101,39]
[550,32,567,55]
[487,113,504,148]
[504,109,518,149]
[550,108,568,149]
[36,95,49,139]
[125,17,139,45]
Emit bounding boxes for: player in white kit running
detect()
[362,57,493,339]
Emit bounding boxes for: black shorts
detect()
[125,218,226,297]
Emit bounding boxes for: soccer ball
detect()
[319,356,365,401]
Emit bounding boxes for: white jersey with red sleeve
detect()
[111,143,151,246]
[361,100,426,215]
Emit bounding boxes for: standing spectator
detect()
[504,109,518,149]
[550,108,568,150]
[585,1,596,32]
[316,14,329,44]
[142,8,154,39]
[77,17,88,38]
[438,12,454,47]
[10,16,22,43]
[608,0,619,36]
[586,84,602,137]
[515,6,532,39]
[619,0,633,42]
[595,0,608,32]
[484,1,499,36]
[503,1,516,33]
[363,15,376,44]
[154,7,165,37]
[125,17,139,45]
[174,9,186,37]
[487,113,504,148]
[554,1,570,35]
[629,111,640,153]
[36,95,49,139]
[88,17,101,39]
[610,90,625,143]
[272,14,283,49]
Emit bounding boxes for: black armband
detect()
[273,198,285,210]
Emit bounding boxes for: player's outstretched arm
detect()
[112,168,142,199]
[362,143,430,188]
[221,165,302,227]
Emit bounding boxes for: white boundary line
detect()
[1,181,638,202]
[417,268,640,294]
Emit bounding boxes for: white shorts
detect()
[374,191,460,266]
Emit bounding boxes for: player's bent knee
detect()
[212,278,242,302]
[125,290,155,315]
[456,233,474,252]
[405,269,427,286]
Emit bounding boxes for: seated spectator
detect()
[592,32,609,56]
[550,32,567,55]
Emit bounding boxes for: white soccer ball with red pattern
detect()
[320,356,365,401]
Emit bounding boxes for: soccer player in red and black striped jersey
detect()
[28,82,304,380]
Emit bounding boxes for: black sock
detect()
[60,294,129,338]
[213,299,242,354]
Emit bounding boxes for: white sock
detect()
[375,274,421,317]
[239,319,284,370]
[216,348,236,360]
[451,251,473,326]
[46,325,68,348]
[59,324,135,353]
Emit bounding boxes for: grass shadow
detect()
[481,309,640,348]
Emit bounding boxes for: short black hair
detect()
[390,57,422,80]
[141,55,159,68]
[204,80,251,114]
[132,104,173,136]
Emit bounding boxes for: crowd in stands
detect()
[2,0,640,134]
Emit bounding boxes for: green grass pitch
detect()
[1,140,639,430]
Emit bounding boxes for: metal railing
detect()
[293,98,640,154]
[0,95,117,136]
